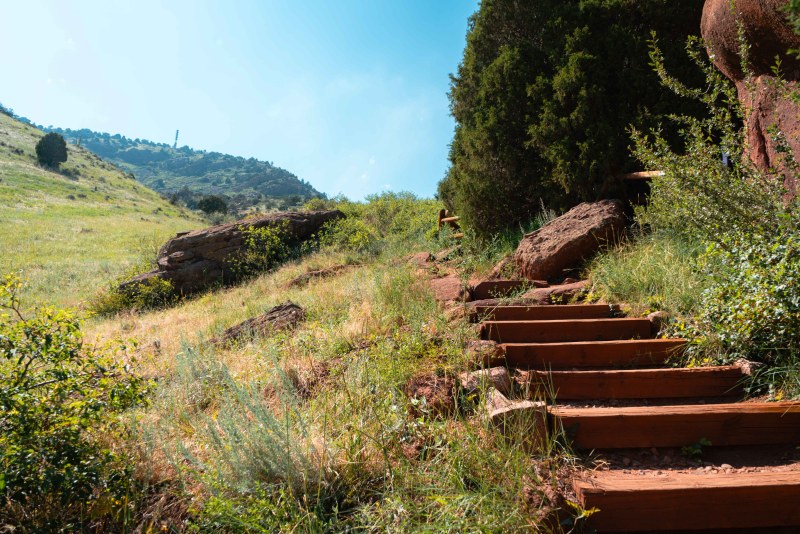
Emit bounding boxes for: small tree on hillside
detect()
[35,132,68,168]
[198,194,228,215]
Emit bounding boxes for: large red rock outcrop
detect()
[513,200,626,281]
[120,210,344,295]
[702,0,800,197]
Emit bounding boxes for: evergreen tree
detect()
[197,194,228,214]
[35,132,68,168]
[439,0,705,235]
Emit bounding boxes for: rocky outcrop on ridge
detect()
[120,210,344,295]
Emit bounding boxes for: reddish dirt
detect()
[404,372,457,418]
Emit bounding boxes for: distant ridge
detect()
[40,125,323,213]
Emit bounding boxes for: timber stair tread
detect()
[472,302,618,321]
[470,303,800,531]
[526,365,744,400]
[549,401,800,449]
[573,470,800,532]
[480,317,652,343]
[501,338,686,368]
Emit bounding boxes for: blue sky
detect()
[2,1,479,199]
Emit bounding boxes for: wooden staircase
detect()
[472,294,800,532]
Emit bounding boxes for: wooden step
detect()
[574,470,800,532]
[470,280,528,300]
[472,303,616,322]
[501,339,686,369]
[481,318,652,343]
[527,366,744,400]
[550,402,800,449]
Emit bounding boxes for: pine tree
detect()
[35,132,68,168]
[439,0,705,236]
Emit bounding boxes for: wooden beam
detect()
[621,170,665,180]
[481,318,652,343]
[473,303,616,322]
[501,339,685,369]
[550,402,800,449]
[574,470,800,532]
[528,366,743,400]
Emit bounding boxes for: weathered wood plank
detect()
[501,339,686,369]
[551,402,800,449]
[528,366,743,400]
[473,303,616,322]
[574,470,800,532]
[481,318,652,343]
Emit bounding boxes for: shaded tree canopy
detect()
[438,0,706,235]
[35,132,68,168]
[197,194,228,214]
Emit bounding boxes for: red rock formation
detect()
[702,0,800,197]
[120,210,344,295]
[513,200,626,282]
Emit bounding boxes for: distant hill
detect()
[0,108,204,308]
[39,126,323,213]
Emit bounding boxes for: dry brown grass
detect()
[86,250,367,378]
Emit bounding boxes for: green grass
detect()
[587,231,706,316]
[0,113,203,309]
[0,126,563,530]
[116,253,559,532]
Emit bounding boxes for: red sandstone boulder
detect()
[702,0,800,196]
[429,275,469,302]
[120,210,344,295]
[520,280,590,304]
[513,200,626,281]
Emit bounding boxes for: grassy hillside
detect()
[42,126,322,213]
[78,196,557,532]
[0,112,204,309]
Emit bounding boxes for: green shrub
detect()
[632,36,786,244]
[630,34,800,397]
[677,232,800,367]
[35,132,68,168]
[305,192,441,259]
[0,274,149,528]
[318,217,380,255]
[197,194,228,215]
[229,221,291,280]
[90,276,178,316]
[439,0,706,236]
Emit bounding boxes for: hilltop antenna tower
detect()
[174,129,179,149]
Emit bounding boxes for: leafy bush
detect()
[197,194,228,215]
[632,36,786,244]
[305,192,441,259]
[0,274,149,528]
[318,216,379,255]
[90,276,178,316]
[630,35,800,396]
[677,231,800,367]
[35,132,68,168]
[229,221,291,280]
